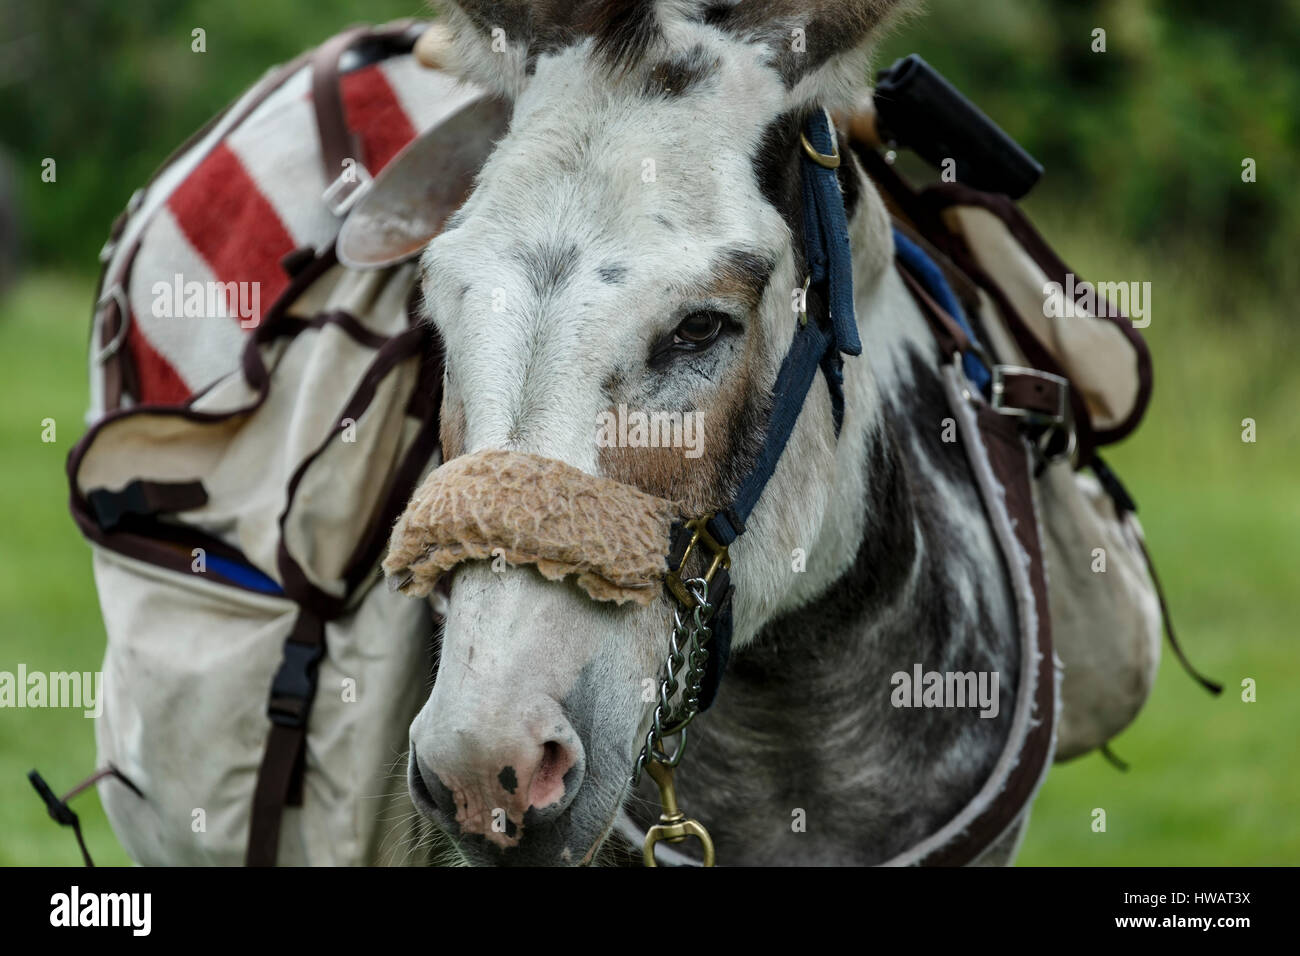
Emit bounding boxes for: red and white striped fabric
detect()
[97,46,480,412]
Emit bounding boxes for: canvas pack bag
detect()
[860,152,1222,761]
[66,21,510,865]
[71,253,446,865]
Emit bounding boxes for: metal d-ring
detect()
[93,285,131,364]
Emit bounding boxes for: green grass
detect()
[1014,211,1300,865]
[0,221,1296,864]
[0,273,131,866]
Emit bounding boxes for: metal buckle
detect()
[990,365,1069,426]
[93,284,131,365]
[322,161,373,217]
[665,516,730,610]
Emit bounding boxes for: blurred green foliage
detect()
[873,0,1300,298]
[0,0,420,273]
[1,0,1297,289]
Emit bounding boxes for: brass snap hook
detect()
[642,752,716,867]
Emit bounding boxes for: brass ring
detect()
[800,131,841,169]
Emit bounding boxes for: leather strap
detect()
[311,26,372,197]
[996,369,1068,422]
[892,238,1057,866]
[246,610,326,867]
[914,399,1056,864]
[902,255,1069,431]
[309,21,424,214]
[894,228,991,391]
[1089,457,1223,697]
[898,263,973,357]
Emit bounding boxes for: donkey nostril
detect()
[410,752,457,820]
[528,740,575,810]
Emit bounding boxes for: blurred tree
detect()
[0,0,1296,292]
[875,0,1300,296]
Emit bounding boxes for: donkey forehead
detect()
[420,35,797,430]
[445,32,791,258]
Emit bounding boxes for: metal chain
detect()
[632,578,716,786]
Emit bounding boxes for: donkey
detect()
[406,0,1027,866]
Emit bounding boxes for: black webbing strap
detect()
[246,609,325,866]
[87,479,209,531]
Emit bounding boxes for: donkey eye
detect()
[673,311,725,349]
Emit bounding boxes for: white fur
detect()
[410,1,918,863]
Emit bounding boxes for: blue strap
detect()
[705,110,857,547]
[800,110,861,358]
[892,228,991,392]
[706,316,837,545]
[692,113,996,712]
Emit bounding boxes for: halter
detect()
[637,107,1055,868]
[639,107,865,863]
[662,106,861,684]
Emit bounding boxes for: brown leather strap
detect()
[900,258,1070,433]
[897,262,972,357]
[86,479,209,531]
[99,292,126,413]
[897,262,1057,866]
[919,405,1057,866]
[311,26,373,197]
[1135,536,1223,696]
[857,143,1101,467]
[246,723,306,867]
[246,610,325,867]
[998,371,1063,419]
[995,368,1069,424]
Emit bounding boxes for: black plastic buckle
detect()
[267,639,325,729]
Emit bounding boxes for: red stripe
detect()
[341,65,417,174]
[166,142,294,324]
[127,316,192,405]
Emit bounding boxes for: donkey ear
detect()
[706,0,914,106]
[432,1,544,99]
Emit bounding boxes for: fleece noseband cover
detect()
[383,449,683,607]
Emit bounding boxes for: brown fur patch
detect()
[450,0,660,68]
[440,391,467,463]
[644,47,720,97]
[704,249,777,311]
[598,322,769,518]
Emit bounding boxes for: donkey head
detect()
[405,0,909,865]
